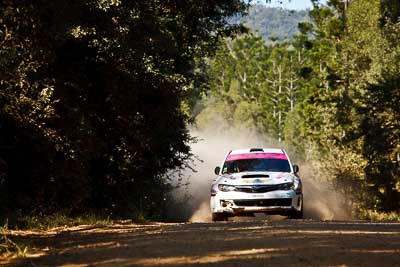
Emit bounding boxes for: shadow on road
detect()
[7,220,400,267]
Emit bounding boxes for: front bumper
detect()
[210,190,302,215]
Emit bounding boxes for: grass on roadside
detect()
[0,225,28,260]
[360,210,400,222]
[0,213,114,260]
[2,213,113,231]
[14,213,113,230]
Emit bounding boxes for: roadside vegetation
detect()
[360,211,400,222]
[0,0,398,231]
[6,213,113,230]
[0,214,114,261]
[0,225,28,260]
[196,0,400,219]
[0,0,249,228]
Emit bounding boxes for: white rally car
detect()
[210,148,303,221]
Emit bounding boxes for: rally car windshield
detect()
[222,158,291,174]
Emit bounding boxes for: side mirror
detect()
[293,164,299,174]
[214,166,221,175]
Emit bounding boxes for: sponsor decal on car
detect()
[243,178,269,184]
[226,153,288,161]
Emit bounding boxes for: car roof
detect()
[229,148,285,155]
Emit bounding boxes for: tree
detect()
[196,0,400,217]
[292,0,400,213]
[0,0,249,222]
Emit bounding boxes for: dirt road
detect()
[5,219,400,267]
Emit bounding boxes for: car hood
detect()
[216,171,296,185]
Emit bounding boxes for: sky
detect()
[262,0,328,10]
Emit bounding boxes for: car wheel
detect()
[289,207,303,219]
[289,209,303,219]
[212,213,226,222]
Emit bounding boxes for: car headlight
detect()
[294,180,302,193]
[218,184,237,192]
[278,182,295,190]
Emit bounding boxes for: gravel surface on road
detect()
[4,219,400,267]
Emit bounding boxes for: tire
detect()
[289,196,303,219]
[289,208,303,219]
[212,213,226,222]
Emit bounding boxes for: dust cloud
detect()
[175,126,350,222]
[300,163,350,220]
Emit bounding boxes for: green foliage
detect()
[0,0,249,223]
[360,78,400,211]
[0,226,28,259]
[198,0,400,216]
[293,0,400,212]
[359,210,400,222]
[197,34,308,142]
[6,213,112,230]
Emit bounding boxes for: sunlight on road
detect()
[6,220,400,267]
[134,248,283,266]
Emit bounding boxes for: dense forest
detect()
[196,0,400,218]
[0,0,249,226]
[0,0,399,226]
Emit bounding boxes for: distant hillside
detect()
[238,5,311,41]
